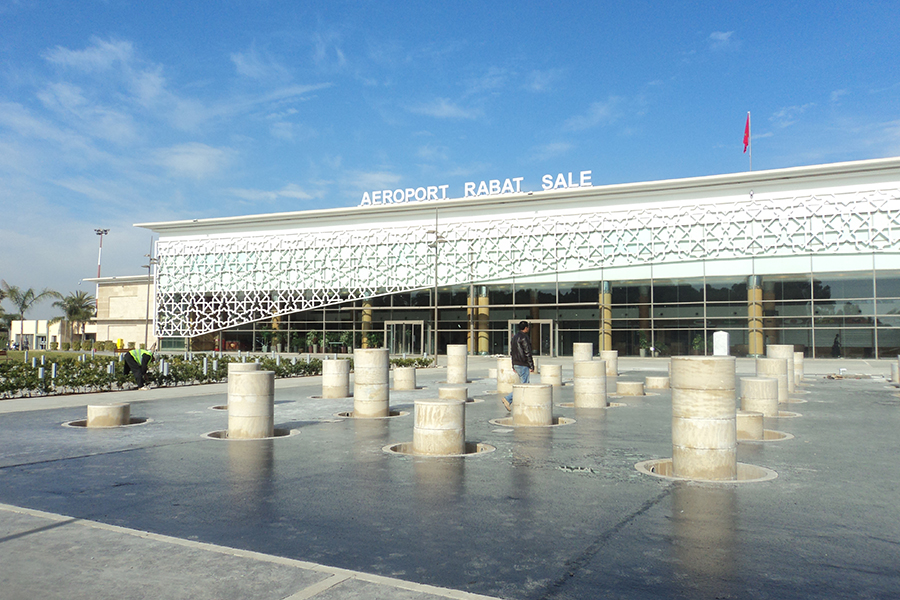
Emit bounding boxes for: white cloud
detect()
[708,31,740,51]
[154,143,234,179]
[270,122,295,141]
[416,144,450,161]
[36,82,139,143]
[312,30,348,71]
[564,96,623,131]
[228,183,316,202]
[831,89,850,104]
[0,101,109,164]
[524,69,563,93]
[409,98,481,120]
[531,142,573,161]
[462,67,508,98]
[770,103,816,128]
[54,177,146,210]
[231,47,291,81]
[346,170,402,192]
[43,37,134,72]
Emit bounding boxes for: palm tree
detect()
[50,290,96,345]
[0,280,61,349]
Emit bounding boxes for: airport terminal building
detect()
[138,157,900,359]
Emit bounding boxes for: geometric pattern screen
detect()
[154,188,900,337]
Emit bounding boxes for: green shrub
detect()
[61,342,70,351]
[49,342,58,351]
[391,357,434,368]
[81,340,92,351]
[127,341,135,349]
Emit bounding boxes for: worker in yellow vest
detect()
[124,348,154,390]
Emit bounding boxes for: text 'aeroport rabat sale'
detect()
[358,170,593,207]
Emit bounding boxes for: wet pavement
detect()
[0,357,898,599]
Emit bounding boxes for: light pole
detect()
[95,228,109,278]
[427,226,446,359]
[141,254,159,350]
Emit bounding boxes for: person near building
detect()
[503,320,534,411]
[124,347,154,390]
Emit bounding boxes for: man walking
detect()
[503,321,534,411]
[124,347,154,390]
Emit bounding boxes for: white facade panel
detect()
[140,158,900,337]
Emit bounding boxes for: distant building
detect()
[85,275,157,349]
[135,157,900,358]
[7,320,88,350]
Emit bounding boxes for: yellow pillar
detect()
[466,292,474,353]
[361,300,372,349]
[747,276,763,356]
[477,288,490,355]
[600,281,612,352]
[762,281,777,346]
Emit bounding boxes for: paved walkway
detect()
[0,503,496,600]
[0,355,896,599]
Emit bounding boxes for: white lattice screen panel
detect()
[154,189,900,336]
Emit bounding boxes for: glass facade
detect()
[182,269,900,359]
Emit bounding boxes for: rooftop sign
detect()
[358,170,592,207]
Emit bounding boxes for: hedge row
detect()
[0,354,434,398]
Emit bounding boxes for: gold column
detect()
[600,281,612,352]
[466,291,474,353]
[477,287,490,355]
[763,281,777,346]
[361,300,372,348]
[747,276,763,356]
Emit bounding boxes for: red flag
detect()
[743,113,750,153]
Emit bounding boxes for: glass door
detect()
[385,321,424,355]
[508,319,554,356]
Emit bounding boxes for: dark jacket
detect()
[510,331,534,370]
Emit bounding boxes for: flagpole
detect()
[743,111,752,171]
[744,110,753,171]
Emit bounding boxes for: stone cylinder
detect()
[488,367,498,379]
[671,356,737,481]
[393,366,416,390]
[438,385,468,402]
[574,360,607,408]
[573,342,593,363]
[511,383,553,426]
[645,376,670,389]
[446,344,468,384]
[497,357,518,395]
[541,364,563,387]
[599,350,618,377]
[87,403,130,427]
[228,371,275,439]
[322,359,350,398]
[893,362,900,385]
[412,399,465,455]
[736,410,764,440]
[740,376,779,417]
[793,351,804,387]
[617,381,645,396]
[227,361,259,398]
[353,348,390,418]
[756,357,788,403]
[767,345,795,393]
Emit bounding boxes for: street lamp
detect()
[141,255,159,349]
[95,228,109,278]
[427,228,446,359]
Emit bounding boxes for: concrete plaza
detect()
[0,356,898,599]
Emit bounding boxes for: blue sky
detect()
[2,0,899,319]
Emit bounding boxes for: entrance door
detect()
[508,319,554,356]
[385,321,424,355]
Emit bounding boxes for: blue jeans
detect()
[505,365,531,402]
